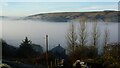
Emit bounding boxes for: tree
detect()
[67,22,77,54]
[103,26,109,54]
[17,37,35,58]
[91,22,100,57]
[78,19,88,46]
[91,22,100,48]
[72,19,89,60]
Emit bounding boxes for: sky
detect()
[0,0,120,2]
[0,2,119,16]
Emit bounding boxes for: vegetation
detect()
[17,37,35,58]
[78,19,88,46]
[67,20,120,68]
[25,11,119,22]
[67,21,77,54]
[2,37,44,64]
[1,21,119,68]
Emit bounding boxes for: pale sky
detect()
[0,2,119,16]
[0,0,120,2]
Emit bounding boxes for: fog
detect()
[1,19,118,50]
[0,19,2,38]
[2,19,70,49]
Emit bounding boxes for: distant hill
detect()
[2,40,43,59]
[2,40,18,59]
[0,16,10,19]
[0,16,20,20]
[24,11,119,22]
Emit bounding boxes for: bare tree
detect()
[103,26,109,54]
[104,27,109,45]
[78,20,88,46]
[90,22,100,57]
[67,21,77,54]
[91,22,100,48]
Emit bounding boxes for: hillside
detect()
[24,11,119,22]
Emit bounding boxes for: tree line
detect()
[67,20,120,68]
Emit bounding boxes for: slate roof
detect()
[51,44,65,54]
[50,44,66,59]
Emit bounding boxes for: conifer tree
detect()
[17,37,34,58]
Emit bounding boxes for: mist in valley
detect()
[1,18,118,50]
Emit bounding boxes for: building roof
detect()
[51,44,65,54]
[50,44,66,59]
